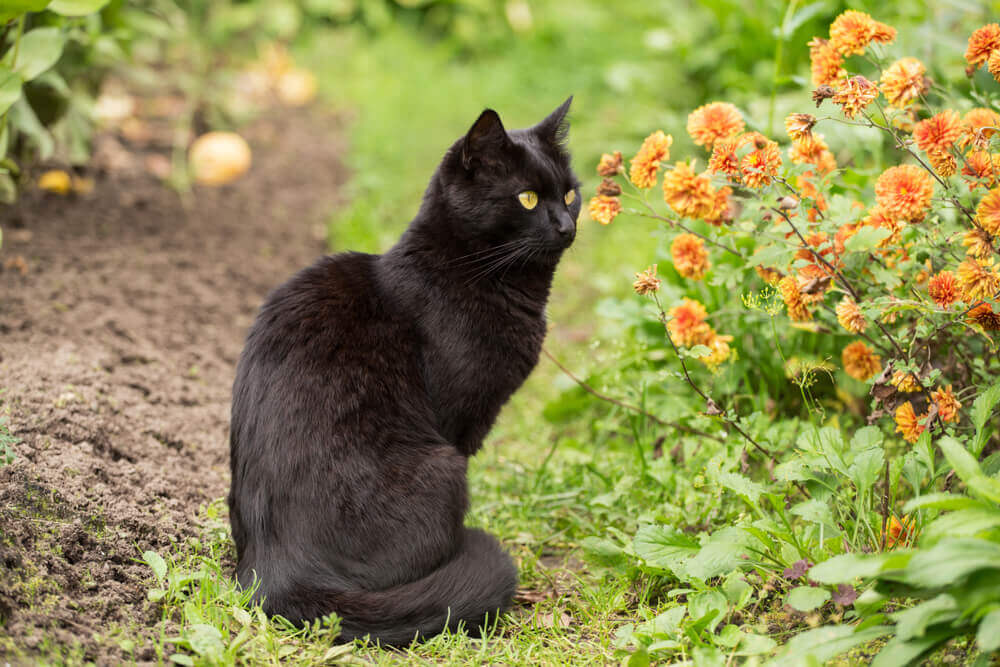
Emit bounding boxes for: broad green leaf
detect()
[903,492,985,513]
[1,27,65,81]
[689,590,728,632]
[791,499,836,529]
[845,226,892,253]
[892,594,958,641]
[632,525,698,575]
[47,0,110,16]
[810,552,897,584]
[580,537,627,568]
[169,654,194,666]
[635,606,686,638]
[715,471,764,505]
[686,527,758,581]
[972,382,1000,455]
[686,344,711,359]
[939,436,1000,503]
[0,0,50,22]
[922,508,1000,543]
[750,242,794,268]
[848,447,884,498]
[142,550,167,581]
[232,606,252,627]
[787,585,830,612]
[850,426,883,451]
[870,626,955,667]
[186,624,224,657]
[0,67,22,115]
[978,608,1000,652]
[771,625,892,666]
[895,538,1000,588]
[737,631,777,656]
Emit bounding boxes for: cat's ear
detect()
[462,109,510,170]
[533,96,572,148]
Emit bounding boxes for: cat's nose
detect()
[554,211,576,241]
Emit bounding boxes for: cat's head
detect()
[428,98,581,261]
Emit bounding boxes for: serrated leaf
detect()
[715,471,764,504]
[632,525,697,575]
[848,446,884,498]
[142,550,167,581]
[845,226,891,253]
[2,27,65,81]
[580,536,627,568]
[686,527,757,581]
[787,585,830,611]
[809,553,896,584]
[47,0,110,16]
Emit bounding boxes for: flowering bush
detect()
[585,10,1000,664]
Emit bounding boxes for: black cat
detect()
[228,98,580,645]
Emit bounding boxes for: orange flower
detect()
[687,102,745,149]
[597,151,624,177]
[965,24,1000,67]
[885,514,918,549]
[704,186,733,227]
[755,265,783,285]
[588,195,622,225]
[913,110,963,153]
[629,131,673,189]
[960,108,1000,150]
[927,149,957,178]
[891,370,921,393]
[957,258,1000,300]
[702,333,734,369]
[836,297,867,333]
[962,151,1000,190]
[741,139,782,188]
[964,229,994,260]
[809,37,846,87]
[894,402,926,444]
[832,75,879,119]
[633,265,660,296]
[928,270,960,308]
[671,232,711,280]
[785,113,817,141]
[880,58,927,108]
[662,162,716,219]
[789,134,837,174]
[990,50,1000,83]
[932,385,962,423]
[829,10,896,55]
[968,302,1000,331]
[976,188,1000,236]
[708,134,745,177]
[874,165,934,222]
[778,276,812,321]
[668,298,714,347]
[842,341,881,381]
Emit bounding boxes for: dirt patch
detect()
[0,107,347,663]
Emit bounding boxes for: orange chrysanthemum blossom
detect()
[785,113,817,141]
[928,270,960,308]
[778,276,812,321]
[597,151,624,177]
[957,258,1000,300]
[740,134,782,188]
[913,110,963,154]
[842,341,881,381]
[964,229,994,260]
[990,50,1000,83]
[629,130,673,189]
[880,58,927,108]
[708,134,745,177]
[789,134,837,174]
[891,370,921,393]
[829,10,896,56]
[704,186,733,227]
[588,195,622,225]
[960,108,1000,150]
[671,232,711,280]
[809,37,846,87]
[755,265,783,285]
[965,24,1000,67]
[961,151,1000,190]
[667,298,714,347]
[894,402,926,444]
[874,165,934,222]
[932,385,962,423]
[662,162,716,219]
[885,514,918,549]
[975,187,1000,235]
[836,296,867,333]
[927,149,957,178]
[834,222,860,255]
[832,75,879,120]
[702,333,734,369]
[968,302,1000,331]
[687,102,745,149]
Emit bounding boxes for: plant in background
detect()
[586,10,1000,665]
[0,417,18,465]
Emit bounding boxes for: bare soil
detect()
[0,108,346,664]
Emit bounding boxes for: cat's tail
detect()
[268,528,518,646]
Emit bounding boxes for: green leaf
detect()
[810,553,896,584]
[845,226,892,253]
[632,525,698,575]
[689,590,728,632]
[46,0,110,16]
[186,624,224,657]
[892,594,959,641]
[787,585,830,612]
[922,508,1000,543]
[939,436,1000,503]
[686,344,711,359]
[850,426,884,451]
[580,537,627,568]
[0,67,23,116]
[232,606,252,627]
[848,447,884,498]
[772,625,892,666]
[903,492,985,513]
[169,654,194,666]
[715,471,763,505]
[2,27,66,81]
[142,550,167,582]
[978,608,1000,652]
[791,499,837,529]
[895,538,1000,588]
[870,626,955,667]
[749,242,794,268]
[0,0,50,22]
[736,631,777,656]
[972,382,1000,455]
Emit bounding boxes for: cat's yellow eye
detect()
[564,190,576,206]
[518,190,539,210]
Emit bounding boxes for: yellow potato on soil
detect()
[38,170,72,195]
[277,68,318,107]
[188,132,252,186]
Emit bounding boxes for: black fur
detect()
[228,98,580,646]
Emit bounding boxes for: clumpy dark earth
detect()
[0,108,346,664]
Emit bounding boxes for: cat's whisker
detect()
[445,239,530,267]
